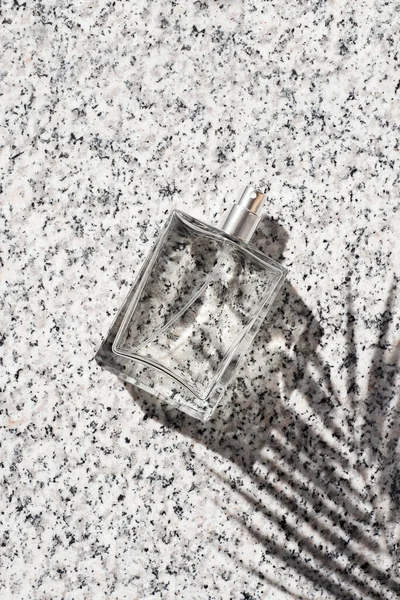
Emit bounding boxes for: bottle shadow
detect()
[124,216,400,599]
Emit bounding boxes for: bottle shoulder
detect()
[170,209,287,278]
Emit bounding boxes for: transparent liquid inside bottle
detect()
[97,211,286,420]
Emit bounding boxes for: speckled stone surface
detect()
[1,1,400,599]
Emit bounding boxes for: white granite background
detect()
[1,1,400,598]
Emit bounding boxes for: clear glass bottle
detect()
[96,186,286,421]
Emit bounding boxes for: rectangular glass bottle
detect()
[96,187,286,421]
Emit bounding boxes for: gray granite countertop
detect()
[1,1,400,599]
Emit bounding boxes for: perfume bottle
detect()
[96,185,286,421]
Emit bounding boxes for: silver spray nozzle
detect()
[220,185,265,242]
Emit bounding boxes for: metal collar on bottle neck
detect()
[220,185,265,242]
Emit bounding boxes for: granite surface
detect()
[1,1,400,598]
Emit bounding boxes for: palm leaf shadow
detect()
[359,277,400,554]
[214,276,400,600]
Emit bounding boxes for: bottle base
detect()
[95,345,217,422]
